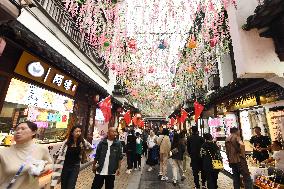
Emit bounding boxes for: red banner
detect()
[124,110,131,125]
[180,108,188,123]
[194,101,204,122]
[170,117,176,126]
[99,95,112,122]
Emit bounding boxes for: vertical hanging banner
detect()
[98,95,112,122]
[170,117,176,126]
[194,101,204,122]
[124,110,131,125]
[180,108,188,123]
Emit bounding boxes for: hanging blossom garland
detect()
[172,0,235,106]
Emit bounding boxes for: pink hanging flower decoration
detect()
[210,37,218,48]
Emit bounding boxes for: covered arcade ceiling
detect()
[62,0,236,117]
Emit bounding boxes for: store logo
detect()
[27,62,45,77]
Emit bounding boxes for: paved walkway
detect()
[55,155,145,189]
[139,157,234,189]
[55,155,234,189]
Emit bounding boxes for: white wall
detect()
[227,0,284,86]
[219,53,234,87]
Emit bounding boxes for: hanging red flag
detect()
[170,117,176,126]
[180,108,188,123]
[194,101,204,122]
[139,120,145,128]
[132,115,139,126]
[124,110,131,125]
[99,95,112,122]
[176,116,181,124]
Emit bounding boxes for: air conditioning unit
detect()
[0,0,20,23]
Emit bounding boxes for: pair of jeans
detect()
[171,159,184,181]
[159,153,169,176]
[61,164,80,189]
[191,159,206,188]
[205,170,219,189]
[134,154,141,168]
[230,157,253,189]
[91,174,115,189]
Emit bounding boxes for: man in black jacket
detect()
[92,127,123,189]
[187,126,206,189]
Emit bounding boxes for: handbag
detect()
[207,149,224,170]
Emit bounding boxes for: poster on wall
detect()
[95,108,108,138]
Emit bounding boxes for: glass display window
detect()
[0,78,74,144]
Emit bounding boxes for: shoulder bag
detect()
[6,145,36,189]
[207,149,223,170]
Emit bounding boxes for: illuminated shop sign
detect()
[14,51,78,96]
[5,78,74,113]
[227,96,257,111]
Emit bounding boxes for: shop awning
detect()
[0,20,109,97]
[206,78,284,109]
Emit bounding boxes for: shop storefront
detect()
[0,50,77,145]
[205,78,284,183]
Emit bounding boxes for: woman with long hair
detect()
[146,130,158,172]
[0,121,52,189]
[201,133,221,189]
[51,125,92,189]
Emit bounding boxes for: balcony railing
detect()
[34,0,109,77]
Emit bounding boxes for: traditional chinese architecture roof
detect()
[245,0,284,30]
[0,20,109,97]
[244,0,284,61]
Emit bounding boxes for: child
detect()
[135,132,143,170]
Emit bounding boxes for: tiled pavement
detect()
[140,157,234,189]
[56,155,234,189]
[55,155,140,189]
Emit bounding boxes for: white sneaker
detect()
[134,168,138,171]
[161,176,169,181]
[147,167,153,172]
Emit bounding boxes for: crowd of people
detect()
[0,121,283,189]
[117,125,223,188]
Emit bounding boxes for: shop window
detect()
[0,78,74,145]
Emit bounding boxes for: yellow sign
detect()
[15,52,78,96]
[229,96,257,111]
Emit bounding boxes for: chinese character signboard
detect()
[15,52,78,96]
